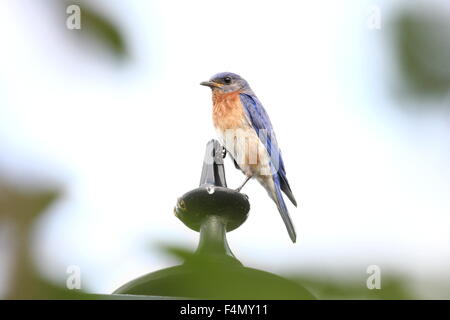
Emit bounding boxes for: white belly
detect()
[217,127,273,177]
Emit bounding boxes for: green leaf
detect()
[62,0,128,60]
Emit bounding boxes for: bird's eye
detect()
[223,77,232,84]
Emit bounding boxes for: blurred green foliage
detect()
[0,177,91,299]
[0,0,131,299]
[60,0,128,60]
[292,274,417,300]
[392,7,450,100]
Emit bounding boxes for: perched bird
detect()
[201,72,297,242]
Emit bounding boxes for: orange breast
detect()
[212,91,246,130]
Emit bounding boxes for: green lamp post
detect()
[113,140,315,299]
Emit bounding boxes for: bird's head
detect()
[200,72,250,93]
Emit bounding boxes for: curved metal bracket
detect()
[175,140,249,260]
[199,139,227,188]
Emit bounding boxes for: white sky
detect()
[0,0,449,295]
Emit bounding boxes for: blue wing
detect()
[239,93,297,207]
[240,93,297,242]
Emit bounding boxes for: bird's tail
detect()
[272,177,297,243]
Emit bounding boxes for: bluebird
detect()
[201,72,297,242]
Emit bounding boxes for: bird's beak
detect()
[200,81,221,88]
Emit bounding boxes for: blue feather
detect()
[239,93,297,206]
[239,93,297,242]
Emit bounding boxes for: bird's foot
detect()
[234,176,252,193]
